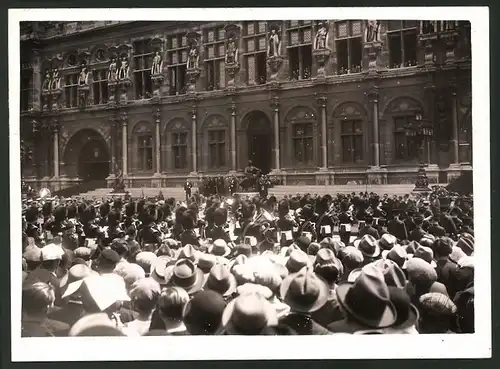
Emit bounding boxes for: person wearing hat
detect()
[418,292,458,333]
[24,243,65,303]
[354,234,381,265]
[204,264,237,300]
[413,245,437,268]
[122,278,161,336]
[338,246,364,282]
[383,286,419,334]
[358,215,380,240]
[409,214,427,242]
[221,293,279,335]
[207,208,231,244]
[48,264,95,327]
[23,246,42,272]
[167,259,205,296]
[404,258,449,308]
[276,199,298,247]
[387,209,408,241]
[208,239,231,258]
[327,264,397,334]
[183,290,227,335]
[311,249,344,327]
[279,267,331,335]
[22,281,70,337]
[96,248,121,275]
[432,237,462,297]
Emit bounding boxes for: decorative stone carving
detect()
[77,63,90,108]
[267,24,281,57]
[117,55,130,81]
[151,51,163,76]
[185,32,201,94]
[440,26,460,65]
[50,68,61,91]
[419,23,438,69]
[108,56,117,82]
[223,25,241,90]
[365,20,380,43]
[314,22,328,50]
[312,21,331,79]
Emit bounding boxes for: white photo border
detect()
[9,7,491,361]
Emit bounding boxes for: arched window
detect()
[332,102,366,165]
[383,97,426,164]
[202,115,228,170]
[286,107,317,166]
[133,121,154,172]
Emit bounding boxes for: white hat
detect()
[41,243,65,261]
[81,274,130,311]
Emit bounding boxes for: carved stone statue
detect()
[225,37,238,64]
[151,51,163,75]
[268,28,281,57]
[113,162,125,192]
[187,43,199,69]
[365,20,380,42]
[42,70,50,91]
[314,23,328,49]
[108,57,117,81]
[117,56,129,80]
[78,64,89,86]
[50,69,61,90]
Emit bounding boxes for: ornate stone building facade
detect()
[19,20,472,190]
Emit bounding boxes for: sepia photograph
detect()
[10,7,490,361]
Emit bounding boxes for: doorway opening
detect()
[78,138,110,184]
[245,111,273,174]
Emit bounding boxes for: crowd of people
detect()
[20,185,475,337]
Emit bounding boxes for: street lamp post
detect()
[407,112,433,192]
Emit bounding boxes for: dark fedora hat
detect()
[167,258,205,295]
[205,264,237,298]
[280,267,329,313]
[388,286,419,330]
[335,264,397,329]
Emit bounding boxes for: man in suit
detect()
[387,209,408,241]
[184,180,193,202]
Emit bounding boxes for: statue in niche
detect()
[108,57,117,81]
[314,22,328,49]
[225,36,238,64]
[50,69,61,90]
[78,64,89,86]
[268,28,281,57]
[151,51,163,75]
[42,70,51,92]
[117,56,130,80]
[187,43,199,69]
[365,20,380,42]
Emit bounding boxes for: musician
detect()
[295,203,318,242]
[338,199,353,246]
[358,215,380,239]
[24,205,41,244]
[184,180,193,202]
[409,215,427,242]
[228,176,238,196]
[258,174,270,198]
[315,195,335,242]
[179,210,201,247]
[387,208,408,241]
[207,207,231,244]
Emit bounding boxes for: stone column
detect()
[52,119,59,178]
[450,86,460,165]
[270,96,280,172]
[154,108,161,175]
[230,102,237,172]
[190,105,198,173]
[368,87,380,167]
[121,112,128,176]
[366,86,387,184]
[316,94,328,169]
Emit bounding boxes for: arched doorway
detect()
[78,139,110,182]
[245,111,273,174]
[63,129,110,183]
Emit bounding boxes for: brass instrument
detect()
[38,187,51,199]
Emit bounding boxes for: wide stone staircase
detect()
[75,183,446,201]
